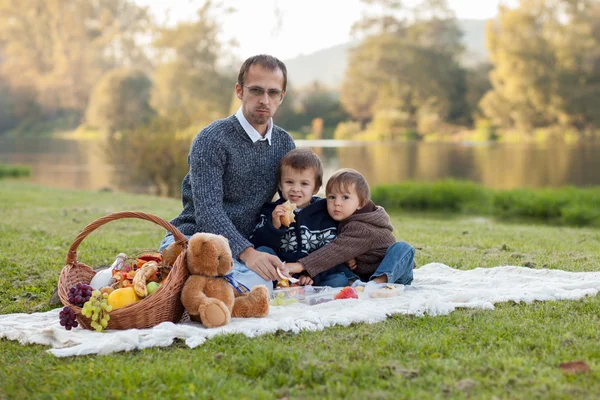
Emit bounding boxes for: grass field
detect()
[1,180,599,399]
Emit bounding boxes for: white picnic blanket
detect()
[1,263,599,357]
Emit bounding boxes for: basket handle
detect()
[65,211,187,265]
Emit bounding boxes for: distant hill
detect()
[285,19,489,89]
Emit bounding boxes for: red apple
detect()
[334,286,359,300]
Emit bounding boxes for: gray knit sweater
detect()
[170,115,295,258]
[298,201,396,278]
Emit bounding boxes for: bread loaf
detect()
[279,200,297,227]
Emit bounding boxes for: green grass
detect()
[1,181,599,399]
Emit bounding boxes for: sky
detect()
[138,0,503,61]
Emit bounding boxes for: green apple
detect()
[147,282,160,296]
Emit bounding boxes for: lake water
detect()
[2,136,600,193]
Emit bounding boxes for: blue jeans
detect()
[160,233,274,292]
[313,265,352,287]
[326,241,415,286]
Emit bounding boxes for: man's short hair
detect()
[326,168,370,206]
[238,54,287,92]
[277,148,323,189]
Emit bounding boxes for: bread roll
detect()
[279,200,297,227]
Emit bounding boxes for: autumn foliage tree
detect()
[85,69,154,134]
[0,0,151,121]
[151,1,234,125]
[341,0,470,135]
[481,0,600,133]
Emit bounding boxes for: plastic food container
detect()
[270,286,336,306]
[270,287,304,305]
[300,286,338,305]
[365,283,405,298]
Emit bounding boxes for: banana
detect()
[133,261,159,298]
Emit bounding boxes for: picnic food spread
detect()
[270,283,406,306]
[59,252,173,332]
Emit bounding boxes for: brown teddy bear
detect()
[181,232,270,328]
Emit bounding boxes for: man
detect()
[159,55,295,290]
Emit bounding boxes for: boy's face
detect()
[279,166,319,209]
[326,184,363,221]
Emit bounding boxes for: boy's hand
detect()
[298,275,313,286]
[271,204,287,229]
[346,258,357,270]
[286,262,305,274]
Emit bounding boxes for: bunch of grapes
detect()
[68,282,93,307]
[59,306,78,330]
[82,290,112,332]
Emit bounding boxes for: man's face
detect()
[235,64,286,132]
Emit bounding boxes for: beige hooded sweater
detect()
[298,201,396,279]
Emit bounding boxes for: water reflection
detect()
[0,136,113,191]
[1,136,600,194]
[316,141,600,190]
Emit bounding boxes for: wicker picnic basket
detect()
[58,211,189,330]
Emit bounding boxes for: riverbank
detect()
[0,181,599,398]
[373,180,600,227]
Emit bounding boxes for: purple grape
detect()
[59,306,78,330]
[67,282,93,306]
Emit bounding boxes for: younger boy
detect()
[285,168,415,287]
[249,149,349,287]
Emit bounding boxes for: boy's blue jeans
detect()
[318,241,415,287]
[256,242,415,288]
[160,233,274,292]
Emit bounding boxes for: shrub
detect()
[0,164,31,178]
[372,180,600,227]
[372,180,491,212]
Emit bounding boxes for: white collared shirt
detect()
[235,107,273,145]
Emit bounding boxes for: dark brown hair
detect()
[237,54,287,92]
[277,148,323,189]
[326,168,370,206]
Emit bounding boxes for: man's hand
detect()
[346,258,357,270]
[239,247,284,281]
[271,204,287,229]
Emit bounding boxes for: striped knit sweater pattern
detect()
[170,115,295,258]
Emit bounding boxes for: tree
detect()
[105,116,194,197]
[340,0,469,134]
[0,76,16,133]
[0,0,151,119]
[295,82,349,137]
[151,1,234,124]
[465,63,492,123]
[480,0,600,132]
[86,68,154,134]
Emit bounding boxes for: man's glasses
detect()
[241,85,284,100]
